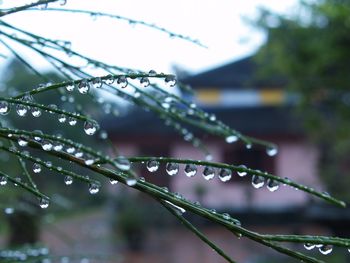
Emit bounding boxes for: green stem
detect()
[160,199,237,263]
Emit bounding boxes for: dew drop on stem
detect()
[184,164,197,177]
[78,80,90,94]
[88,183,100,194]
[251,175,265,189]
[68,117,77,126]
[33,163,41,173]
[84,121,99,136]
[65,82,75,92]
[110,178,118,185]
[225,135,238,143]
[114,156,131,171]
[304,243,315,250]
[58,114,66,123]
[126,178,137,186]
[91,77,102,88]
[18,136,28,147]
[140,77,150,87]
[0,176,7,186]
[116,76,128,88]
[105,74,114,85]
[166,162,179,176]
[64,176,73,185]
[31,108,41,117]
[164,75,177,87]
[203,166,215,180]
[39,198,49,209]
[266,146,278,156]
[237,165,247,177]
[146,159,159,172]
[16,104,29,117]
[41,140,53,151]
[219,168,232,182]
[0,101,10,115]
[148,70,157,76]
[267,179,280,192]
[319,244,333,255]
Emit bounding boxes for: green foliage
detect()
[0,1,349,262]
[254,0,350,200]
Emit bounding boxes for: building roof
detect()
[181,56,286,89]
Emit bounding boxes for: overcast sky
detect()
[1,0,299,75]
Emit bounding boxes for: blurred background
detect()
[1,0,350,262]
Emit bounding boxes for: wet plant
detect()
[0,1,349,262]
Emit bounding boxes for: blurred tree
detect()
[254,0,350,200]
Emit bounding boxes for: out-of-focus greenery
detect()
[254,0,350,200]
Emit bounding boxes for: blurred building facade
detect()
[103,56,350,262]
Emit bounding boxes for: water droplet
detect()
[48,104,57,114]
[68,117,77,126]
[184,164,197,177]
[205,154,213,161]
[252,175,265,189]
[225,135,238,143]
[4,207,14,214]
[84,121,98,135]
[110,178,118,185]
[45,161,52,168]
[53,143,63,151]
[105,74,114,84]
[126,178,137,186]
[88,183,100,194]
[114,156,131,171]
[41,140,53,151]
[203,166,215,180]
[116,76,128,88]
[66,146,75,154]
[78,80,90,94]
[209,114,216,121]
[84,158,95,166]
[14,177,21,186]
[58,114,66,123]
[16,104,29,117]
[33,163,42,173]
[64,176,73,185]
[166,162,179,176]
[164,75,177,87]
[219,168,232,182]
[222,213,231,220]
[267,179,280,192]
[237,165,247,177]
[266,146,278,156]
[39,198,49,209]
[0,176,7,186]
[246,143,252,149]
[31,107,41,117]
[164,200,186,214]
[74,151,84,158]
[148,70,157,76]
[0,101,10,115]
[304,243,315,250]
[146,159,159,172]
[140,77,150,87]
[18,136,28,147]
[319,244,333,255]
[65,82,75,92]
[91,77,102,88]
